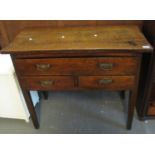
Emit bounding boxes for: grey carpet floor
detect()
[0,91,155,134]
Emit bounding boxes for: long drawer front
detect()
[14,57,138,76]
[20,75,135,91]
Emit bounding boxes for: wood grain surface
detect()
[14,57,138,76]
[79,75,135,90]
[2,26,152,53]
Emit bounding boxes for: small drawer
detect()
[14,57,138,76]
[20,76,75,90]
[79,76,135,90]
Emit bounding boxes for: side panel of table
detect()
[136,21,155,119]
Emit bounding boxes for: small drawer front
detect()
[79,76,135,90]
[14,57,138,76]
[20,76,75,90]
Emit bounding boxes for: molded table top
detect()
[1,26,153,53]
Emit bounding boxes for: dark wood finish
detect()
[127,55,142,129]
[146,53,155,116]
[7,51,141,58]
[136,21,155,119]
[11,55,39,129]
[149,83,155,101]
[20,76,75,90]
[20,75,135,91]
[0,22,10,47]
[0,20,143,48]
[1,25,152,130]
[79,76,135,90]
[21,90,39,128]
[14,57,139,76]
[2,26,151,53]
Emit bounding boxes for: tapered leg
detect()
[126,55,141,130]
[126,90,137,130]
[11,55,39,129]
[22,90,39,129]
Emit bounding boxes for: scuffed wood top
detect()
[1,26,153,53]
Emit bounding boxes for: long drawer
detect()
[20,76,75,90]
[79,76,135,90]
[14,57,138,76]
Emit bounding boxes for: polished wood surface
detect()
[20,75,135,91]
[136,21,155,118]
[79,76,135,90]
[14,57,138,76]
[1,25,152,130]
[2,26,152,53]
[20,76,75,90]
[0,20,143,47]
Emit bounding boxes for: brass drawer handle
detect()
[98,63,113,70]
[36,64,51,71]
[99,79,113,85]
[40,80,53,87]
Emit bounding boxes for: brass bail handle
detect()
[40,80,53,87]
[98,63,113,70]
[99,79,113,85]
[36,64,51,71]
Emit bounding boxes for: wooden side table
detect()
[1,26,153,129]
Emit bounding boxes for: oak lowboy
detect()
[1,26,153,129]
